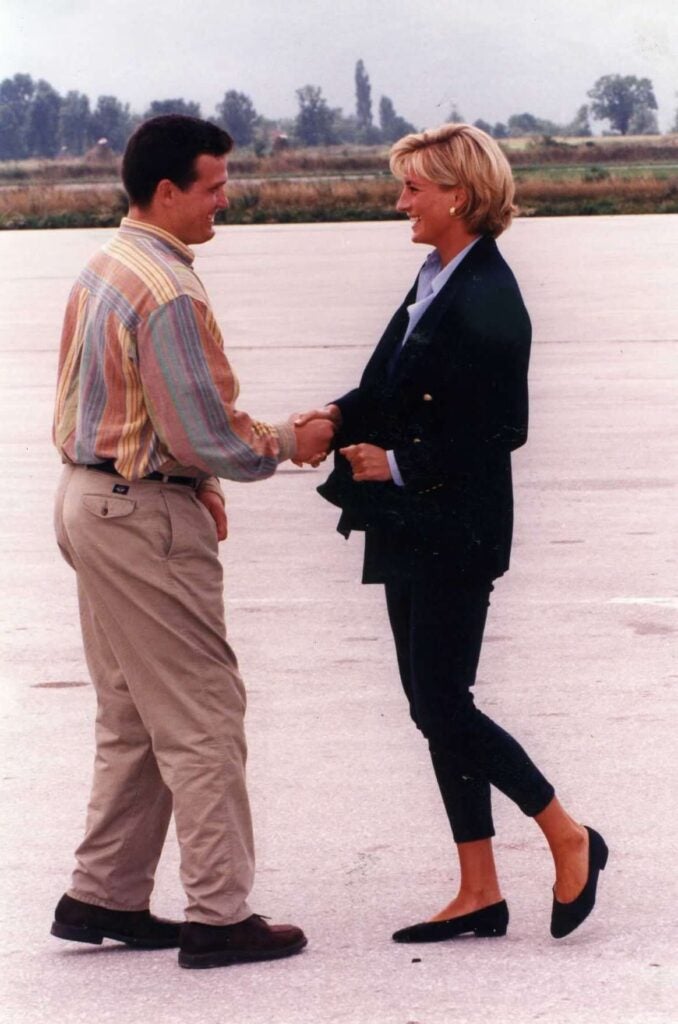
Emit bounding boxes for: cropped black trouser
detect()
[384,570,555,844]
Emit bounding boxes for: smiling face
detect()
[165,153,229,245]
[395,171,477,264]
[396,174,460,249]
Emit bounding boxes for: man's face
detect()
[170,153,229,245]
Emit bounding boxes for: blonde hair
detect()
[389,123,515,237]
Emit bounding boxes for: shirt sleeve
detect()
[386,450,404,487]
[136,294,296,482]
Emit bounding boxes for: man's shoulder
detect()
[79,230,207,320]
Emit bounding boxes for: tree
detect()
[294,85,336,146]
[447,105,464,123]
[25,79,62,157]
[90,95,134,152]
[215,90,259,147]
[587,75,657,135]
[379,95,415,143]
[145,98,201,119]
[0,73,35,159]
[58,90,92,155]
[628,105,658,135]
[563,104,592,138]
[507,112,559,137]
[473,118,493,135]
[355,59,372,130]
[493,122,508,139]
[329,110,360,144]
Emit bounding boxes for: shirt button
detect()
[413,438,421,444]
[422,393,433,401]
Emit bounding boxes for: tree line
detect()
[0,63,670,161]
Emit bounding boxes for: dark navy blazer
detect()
[317,235,531,582]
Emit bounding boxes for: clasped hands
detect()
[293,405,392,482]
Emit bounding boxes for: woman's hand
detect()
[340,444,392,482]
[294,404,342,429]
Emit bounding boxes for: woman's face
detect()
[396,174,459,251]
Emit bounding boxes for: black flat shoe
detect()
[551,826,608,939]
[50,893,181,948]
[392,900,509,943]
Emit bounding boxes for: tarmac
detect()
[0,215,676,1024]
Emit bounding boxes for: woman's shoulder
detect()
[449,239,530,340]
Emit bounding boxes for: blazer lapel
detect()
[389,237,497,382]
[360,280,417,386]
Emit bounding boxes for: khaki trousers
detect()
[54,465,254,925]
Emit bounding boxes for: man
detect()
[50,115,333,969]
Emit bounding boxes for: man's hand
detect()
[340,443,392,482]
[197,488,228,541]
[293,415,336,467]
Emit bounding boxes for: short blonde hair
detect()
[389,123,515,237]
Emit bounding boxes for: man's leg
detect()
[69,583,173,909]
[59,467,255,925]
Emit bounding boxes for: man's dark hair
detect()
[122,115,233,207]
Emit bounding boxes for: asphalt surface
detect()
[0,216,676,1024]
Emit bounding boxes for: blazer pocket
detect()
[82,494,137,519]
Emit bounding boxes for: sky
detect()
[1,0,677,132]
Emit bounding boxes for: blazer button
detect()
[413,438,421,444]
[422,393,433,401]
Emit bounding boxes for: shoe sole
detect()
[392,901,510,943]
[178,936,308,969]
[50,921,178,949]
[393,925,507,943]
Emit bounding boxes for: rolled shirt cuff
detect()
[274,420,297,463]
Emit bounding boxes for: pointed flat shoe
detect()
[551,826,608,939]
[392,900,509,943]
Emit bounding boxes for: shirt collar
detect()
[119,217,195,266]
[420,237,481,297]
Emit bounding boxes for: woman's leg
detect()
[385,570,555,919]
[429,838,503,920]
[534,796,589,902]
[385,575,503,917]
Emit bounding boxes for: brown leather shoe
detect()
[50,893,181,948]
[178,914,307,969]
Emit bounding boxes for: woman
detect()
[299,123,607,942]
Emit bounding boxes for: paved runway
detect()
[0,217,676,1023]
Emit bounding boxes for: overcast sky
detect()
[2,0,677,131]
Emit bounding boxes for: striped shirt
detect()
[54,218,296,485]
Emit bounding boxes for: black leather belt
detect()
[84,461,200,489]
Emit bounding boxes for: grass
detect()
[0,185,127,228]
[2,135,677,184]
[2,136,678,228]
[515,174,678,216]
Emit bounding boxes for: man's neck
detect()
[127,205,177,237]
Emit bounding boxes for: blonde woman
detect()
[301,124,607,942]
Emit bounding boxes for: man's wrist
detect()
[275,420,297,462]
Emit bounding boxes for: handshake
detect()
[291,404,341,468]
[290,404,392,483]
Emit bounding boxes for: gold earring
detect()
[449,206,456,216]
